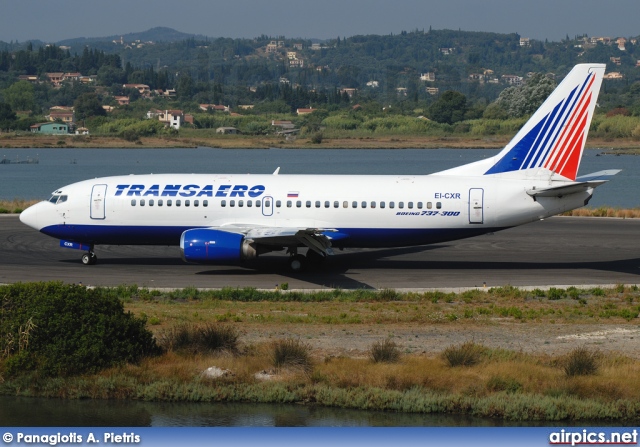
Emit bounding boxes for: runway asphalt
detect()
[1,215,639,290]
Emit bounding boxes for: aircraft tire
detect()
[289,254,307,272]
[82,252,97,265]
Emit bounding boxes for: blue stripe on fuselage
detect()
[41,224,505,249]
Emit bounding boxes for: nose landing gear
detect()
[81,251,97,265]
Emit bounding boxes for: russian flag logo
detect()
[287,192,299,198]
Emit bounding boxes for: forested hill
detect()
[1,28,639,120]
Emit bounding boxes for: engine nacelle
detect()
[180,229,257,264]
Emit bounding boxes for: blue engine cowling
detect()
[180,229,257,264]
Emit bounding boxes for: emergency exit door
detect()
[469,188,484,224]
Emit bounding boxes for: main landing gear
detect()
[81,251,97,265]
[287,249,326,272]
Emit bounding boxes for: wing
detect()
[215,224,350,256]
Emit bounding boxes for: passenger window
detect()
[380,201,385,209]
[131,199,136,206]
[389,201,395,209]
[343,201,348,208]
[315,201,321,208]
[167,200,172,206]
[296,201,302,208]
[247,200,252,207]
[398,202,404,209]
[352,201,357,208]
[221,200,226,207]
[140,199,145,206]
[371,201,376,208]
[427,202,432,209]
[149,199,154,206]
[203,200,208,207]
[306,201,311,208]
[194,200,199,207]
[324,201,330,208]
[436,202,442,209]
[417,202,423,209]
[158,199,163,206]
[176,200,181,207]
[334,201,339,208]
[361,201,367,208]
[238,200,243,207]
[230,200,235,207]
[287,200,292,208]
[276,200,281,207]
[185,200,190,207]
[408,202,413,209]
[255,200,261,207]
[265,200,271,207]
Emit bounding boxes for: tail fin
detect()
[438,64,606,180]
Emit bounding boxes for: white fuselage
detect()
[20,172,592,249]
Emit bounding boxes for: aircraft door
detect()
[469,188,484,224]
[91,184,107,220]
[262,196,274,217]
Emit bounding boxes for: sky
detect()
[1,0,638,43]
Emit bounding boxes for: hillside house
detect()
[501,75,524,86]
[114,96,130,105]
[296,108,314,115]
[146,109,184,129]
[420,72,435,82]
[47,111,75,124]
[123,84,151,96]
[199,104,230,112]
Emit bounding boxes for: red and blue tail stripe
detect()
[484,66,601,181]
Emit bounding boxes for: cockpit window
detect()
[48,195,68,204]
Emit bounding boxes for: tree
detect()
[494,73,556,118]
[73,93,106,121]
[4,81,36,112]
[0,102,17,129]
[427,90,468,124]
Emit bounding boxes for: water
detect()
[0,396,629,427]
[0,148,637,208]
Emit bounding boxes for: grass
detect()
[369,339,402,363]
[3,343,640,421]
[270,338,313,373]
[2,283,640,420]
[563,348,600,377]
[0,199,40,214]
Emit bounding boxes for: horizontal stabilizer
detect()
[527,169,620,198]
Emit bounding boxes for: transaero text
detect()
[114,184,266,198]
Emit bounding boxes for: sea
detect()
[0,147,638,208]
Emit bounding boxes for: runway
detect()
[2,215,639,290]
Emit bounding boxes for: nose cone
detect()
[20,203,41,230]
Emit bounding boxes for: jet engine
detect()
[180,229,257,264]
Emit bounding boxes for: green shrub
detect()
[442,341,485,367]
[0,282,160,377]
[271,338,312,372]
[564,348,599,377]
[486,376,523,393]
[369,339,401,363]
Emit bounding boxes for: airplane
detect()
[20,63,619,272]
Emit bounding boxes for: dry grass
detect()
[0,199,40,213]
[563,207,640,218]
